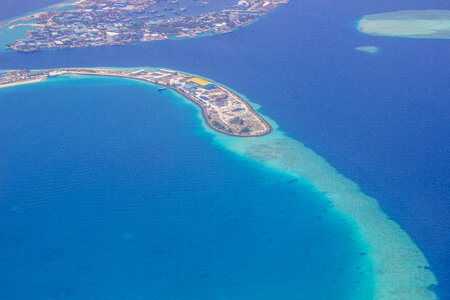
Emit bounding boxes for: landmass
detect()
[357,10,450,39]
[0,67,271,137]
[0,0,289,52]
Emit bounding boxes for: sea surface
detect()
[0,0,449,299]
[0,76,373,299]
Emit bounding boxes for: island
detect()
[357,10,450,39]
[0,0,290,52]
[0,67,271,137]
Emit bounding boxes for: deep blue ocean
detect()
[0,0,449,299]
[0,76,373,299]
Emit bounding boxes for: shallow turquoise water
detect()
[0,23,33,51]
[0,76,373,299]
[0,0,448,297]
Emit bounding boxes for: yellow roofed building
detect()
[186,77,217,89]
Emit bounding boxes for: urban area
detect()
[3,0,290,52]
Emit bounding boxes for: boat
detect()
[158,87,167,91]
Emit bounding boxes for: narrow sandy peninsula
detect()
[0,67,271,137]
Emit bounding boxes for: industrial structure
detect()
[186,77,217,89]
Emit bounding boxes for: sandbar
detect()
[357,10,450,39]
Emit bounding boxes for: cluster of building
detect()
[0,69,49,84]
[5,0,289,52]
[132,68,270,135]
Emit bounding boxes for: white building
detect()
[106,32,119,43]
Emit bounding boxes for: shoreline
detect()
[0,67,272,137]
[0,0,80,28]
[0,76,46,88]
[166,79,273,138]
